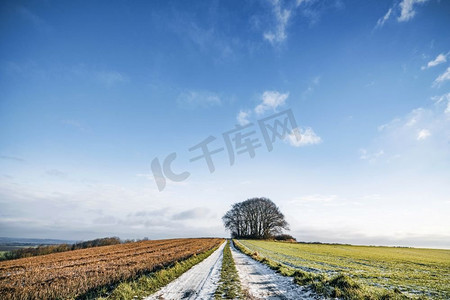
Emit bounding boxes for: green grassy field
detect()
[238,240,450,299]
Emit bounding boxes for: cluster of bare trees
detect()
[222,197,289,239]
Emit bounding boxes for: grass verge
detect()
[233,240,424,300]
[215,240,242,299]
[93,244,222,300]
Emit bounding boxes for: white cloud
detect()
[264,0,292,45]
[434,93,450,115]
[237,90,321,148]
[398,0,429,22]
[417,129,431,140]
[255,91,289,114]
[405,113,419,126]
[263,0,322,46]
[422,53,448,70]
[286,127,322,147]
[237,110,251,126]
[0,176,224,240]
[296,0,312,5]
[363,102,450,166]
[177,90,222,108]
[376,8,393,28]
[376,0,430,27]
[236,90,290,129]
[433,67,450,87]
[431,92,450,104]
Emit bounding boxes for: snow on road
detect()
[146,240,321,300]
[231,242,320,300]
[146,241,225,300]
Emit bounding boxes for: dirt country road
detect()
[147,241,319,299]
[230,242,318,300]
[146,242,225,300]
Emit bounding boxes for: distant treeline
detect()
[297,241,352,246]
[1,237,121,260]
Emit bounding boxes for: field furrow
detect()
[0,238,223,299]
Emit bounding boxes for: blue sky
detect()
[1,0,449,248]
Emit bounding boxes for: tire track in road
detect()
[230,242,321,300]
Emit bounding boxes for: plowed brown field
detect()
[0,238,223,299]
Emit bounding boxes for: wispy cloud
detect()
[263,0,338,46]
[422,53,448,70]
[431,92,450,115]
[263,0,292,45]
[375,0,430,28]
[0,178,222,240]
[237,110,251,126]
[286,127,322,147]
[417,129,431,140]
[431,92,450,104]
[375,7,393,28]
[363,101,450,165]
[398,0,429,22]
[177,90,222,108]
[433,67,450,88]
[255,90,289,114]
